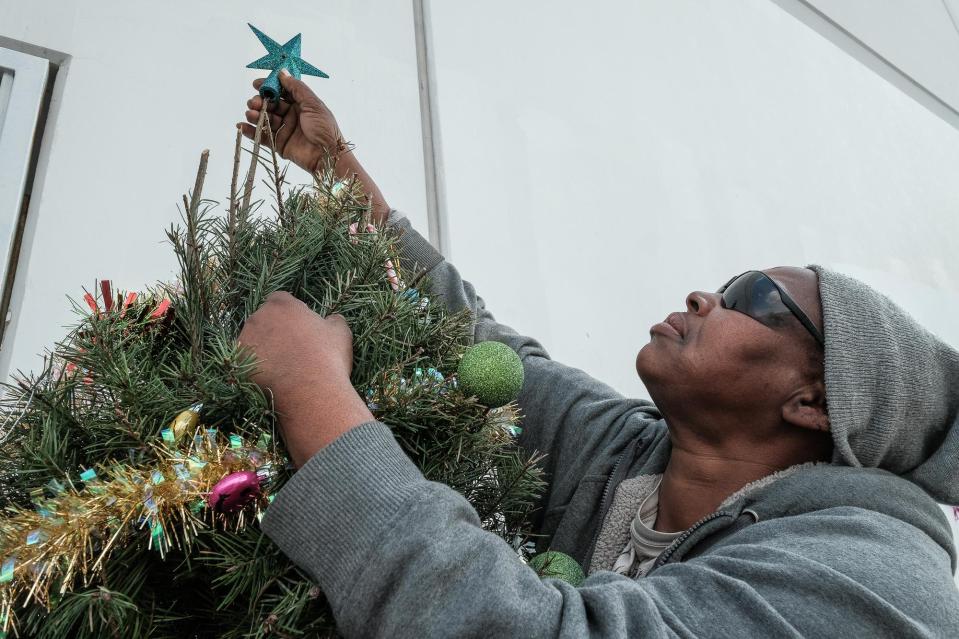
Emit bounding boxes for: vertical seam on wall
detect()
[413,0,448,256]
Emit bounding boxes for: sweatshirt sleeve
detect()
[260,421,957,638]
[385,211,661,516]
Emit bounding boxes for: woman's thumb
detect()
[279,70,311,103]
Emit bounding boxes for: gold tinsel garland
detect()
[0,405,281,635]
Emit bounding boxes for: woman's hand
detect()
[237,291,373,467]
[238,73,391,223]
[240,72,345,175]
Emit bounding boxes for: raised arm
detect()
[240,75,661,519]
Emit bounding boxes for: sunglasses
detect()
[717,271,824,347]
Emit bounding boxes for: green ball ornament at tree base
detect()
[529,551,585,587]
[457,341,524,408]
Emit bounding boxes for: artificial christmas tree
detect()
[0,119,547,637]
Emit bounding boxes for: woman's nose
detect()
[685,291,719,317]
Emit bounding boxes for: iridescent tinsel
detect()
[0,410,279,634]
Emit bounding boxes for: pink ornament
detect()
[384,257,400,292]
[348,223,401,291]
[208,471,262,513]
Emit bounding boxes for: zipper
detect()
[650,510,735,570]
[582,438,638,572]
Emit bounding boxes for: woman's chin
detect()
[635,344,654,380]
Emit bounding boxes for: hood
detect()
[808,265,959,505]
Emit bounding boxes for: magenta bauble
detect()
[208,471,262,513]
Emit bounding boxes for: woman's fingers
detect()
[247,91,291,117]
[244,110,283,133]
[273,108,298,151]
[237,121,274,149]
[237,122,256,141]
[236,120,279,151]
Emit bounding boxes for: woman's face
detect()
[635,266,824,433]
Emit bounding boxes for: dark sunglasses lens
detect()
[721,272,791,327]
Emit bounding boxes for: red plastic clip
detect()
[99,280,114,312]
[83,293,99,316]
[150,298,171,320]
[119,292,137,318]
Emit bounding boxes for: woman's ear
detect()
[782,380,830,432]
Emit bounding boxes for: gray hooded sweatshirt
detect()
[260,213,959,637]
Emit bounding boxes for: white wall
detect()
[0,0,427,381]
[424,0,959,556]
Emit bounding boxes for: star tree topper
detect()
[246,23,328,101]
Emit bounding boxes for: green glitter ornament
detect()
[457,341,524,408]
[246,24,329,101]
[528,551,585,587]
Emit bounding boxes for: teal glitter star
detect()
[246,23,328,101]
